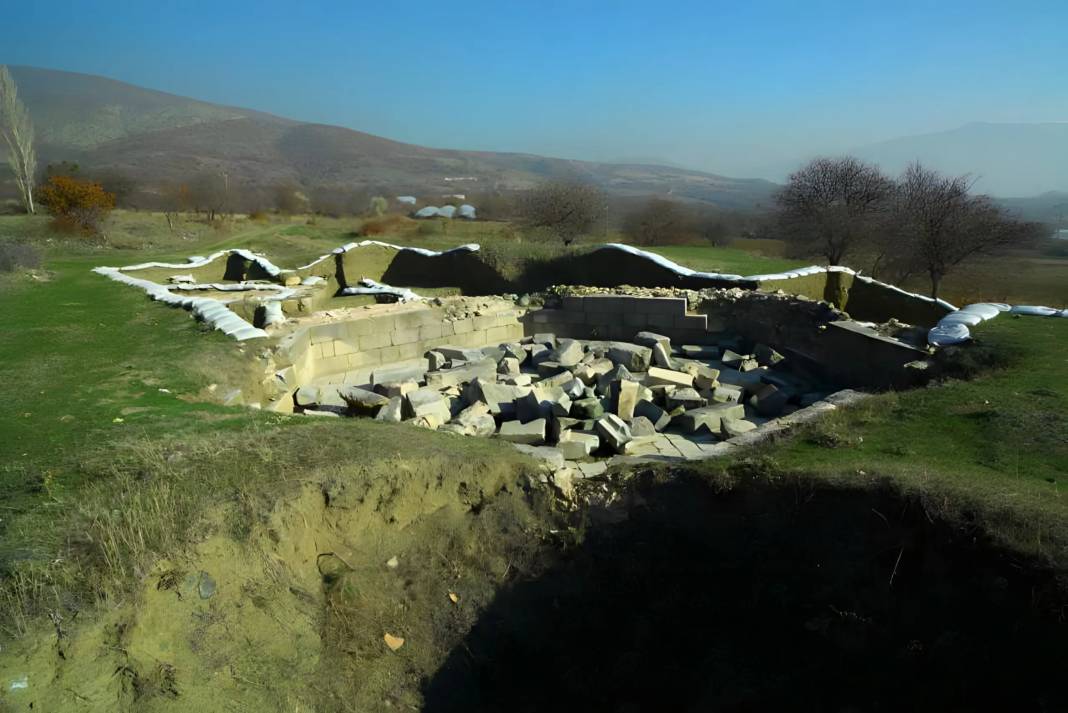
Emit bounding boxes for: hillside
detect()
[852,122,1068,197]
[5,66,778,209]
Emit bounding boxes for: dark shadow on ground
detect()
[422,472,1068,712]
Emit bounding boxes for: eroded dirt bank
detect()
[3,460,1067,712]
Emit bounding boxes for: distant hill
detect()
[4,66,778,210]
[851,122,1068,197]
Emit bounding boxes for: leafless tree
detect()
[775,156,893,264]
[187,171,228,221]
[622,198,696,245]
[519,180,607,246]
[0,66,38,214]
[888,162,1044,298]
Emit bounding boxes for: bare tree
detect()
[775,156,893,265]
[0,66,38,214]
[187,171,228,221]
[622,198,695,245]
[889,162,1043,298]
[519,181,607,246]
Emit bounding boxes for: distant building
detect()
[396,196,417,205]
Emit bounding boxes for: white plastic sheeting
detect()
[927,301,1066,346]
[396,196,417,205]
[93,267,268,341]
[457,204,477,219]
[339,278,422,303]
[332,240,480,258]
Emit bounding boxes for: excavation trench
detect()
[4,446,1065,711]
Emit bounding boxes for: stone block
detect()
[539,370,576,389]
[645,366,694,388]
[677,403,745,435]
[749,383,789,417]
[630,416,657,437]
[611,379,642,421]
[711,384,744,403]
[558,431,600,459]
[425,358,497,388]
[419,323,443,341]
[359,332,391,351]
[463,378,531,417]
[754,343,785,366]
[374,396,404,423]
[634,331,671,351]
[552,338,584,367]
[665,387,707,411]
[498,357,521,375]
[405,387,451,424]
[391,328,420,346]
[425,350,447,371]
[721,418,757,438]
[572,397,605,420]
[497,418,547,445]
[607,342,652,372]
[532,332,557,348]
[634,399,671,431]
[595,414,633,453]
[680,344,719,360]
[372,361,427,385]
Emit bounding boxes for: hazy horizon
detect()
[4,0,1067,194]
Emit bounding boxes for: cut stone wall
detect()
[273,302,525,389]
[522,295,710,344]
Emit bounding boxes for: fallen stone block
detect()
[574,358,615,385]
[711,384,744,403]
[630,416,657,437]
[444,402,496,436]
[754,343,785,366]
[607,342,652,372]
[560,377,586,400]
[749,383,789,417]
[374,396,404,423]
[677,403,745,435]
[738,357,761,372]
[572,397,605,420]
[513,443,565,469]
[406,386,452,424]
[501,342,526,363]
[721,349,748,368]
[373,381,419,398]
[634,399,671,431]
[597,364,636,395]
[498,418,547,445]
[425,358,496,388]
[436,344,488,363]
[338,385,391,415]
[595,413,633,453]
[372,362,428,385]
[622,436,660,456]
[500,373,533,387]
[532,333,557,348]
[515,387,571,423]
[558,430,600,459]
[577,461,608,478]
[536,360,569,378]
[634,331,671,352]
[425,350,447,371]
[551,338,584,367]
[646,366,694,389]
[529,344,551,365]
[463,378,531,417]
[612,379,642,420]
[301,409,340,418]
[665,387,706,411]
[497,357,521,375]
[682,362,720,390]
[549,416,583,442]
[651,342,674,369]
[721,418,757,438]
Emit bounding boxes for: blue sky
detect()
[3,0,1066,179]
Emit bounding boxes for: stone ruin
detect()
[92,239,1065,486]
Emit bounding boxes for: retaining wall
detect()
[274,303,525,387]
[523,295,710,344]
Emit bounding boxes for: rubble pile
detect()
[293,328,839,479]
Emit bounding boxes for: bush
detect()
[0,243,42,272]
[37,175,115,234]
[357,214,415,236]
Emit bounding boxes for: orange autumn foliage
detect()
[37,175,116,233]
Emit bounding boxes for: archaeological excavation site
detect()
[93,237,1019,485]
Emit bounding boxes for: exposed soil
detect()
[3,463,1066,712]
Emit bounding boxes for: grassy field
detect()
[0,211,1066,704]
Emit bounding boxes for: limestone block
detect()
[497,418,547,445]
[595,413,633,453]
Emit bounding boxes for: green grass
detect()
[1,209,1066,638]
[746,316,1068,563]
[646,244,807,276]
